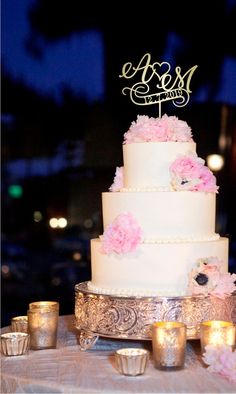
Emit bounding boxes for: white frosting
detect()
[102,191,217,240]
[88,135,228,298]
[89,237,229,297]
[123,142,196,189]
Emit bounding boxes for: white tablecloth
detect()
[1,315,236,393]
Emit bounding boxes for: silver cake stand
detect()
[74,282,236,350]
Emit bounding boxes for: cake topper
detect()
[119,53,198,117]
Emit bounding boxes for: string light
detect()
[49,217,68,229]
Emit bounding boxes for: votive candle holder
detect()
[11,316,28,333]
[115,348,149,376]
[152,321,187,370]
[29,301,59,312]
[1,332,30,356]
[27,301,59,350]
[200,320,236,353]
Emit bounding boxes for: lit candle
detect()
[27,301,59,350]
[152,321,187,369]
[200,320,236,353]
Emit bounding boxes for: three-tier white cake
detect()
[87,114,231,298]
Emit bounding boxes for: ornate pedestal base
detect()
[74,282,236,350]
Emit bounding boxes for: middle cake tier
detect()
[102,191,219,242]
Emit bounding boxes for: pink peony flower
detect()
[100,212,143,254]
[211,272,236,298]
[187,256,236,298]
[124,115,165,143]
[109,167,124,192]
[158,114,193,142]
[170,154,219,193]
[196,165,219,193]
[203,345,236,383]
[123,114,193,143]
[170,154,204,178]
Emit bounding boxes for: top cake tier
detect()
[109,114,218,194]
[123,141,196,190]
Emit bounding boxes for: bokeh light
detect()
[206,154,224,172]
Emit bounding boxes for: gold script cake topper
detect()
[119,53,198,117]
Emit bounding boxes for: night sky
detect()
[2,0,236,106]
[1,0,104,102]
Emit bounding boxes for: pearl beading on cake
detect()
[99,233,220,244]
[121,187,172,192]
[87,282,186,297]
[143,234,220,243]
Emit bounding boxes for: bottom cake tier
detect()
[89,237,229,297]
[74,282,236,345]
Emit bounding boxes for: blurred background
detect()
[1,0,236,327]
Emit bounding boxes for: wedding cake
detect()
[87,114,235,298]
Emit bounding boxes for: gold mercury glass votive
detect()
[115,348,149,376]
[27,301,59,350]
[1,332,30,356]
[11,316,28,333]
[152,321,187,370]
[29,301,59,312]
[200,320,236,354]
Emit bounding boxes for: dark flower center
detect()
[195,273,208,286]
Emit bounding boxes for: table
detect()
[1,315,236,393]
